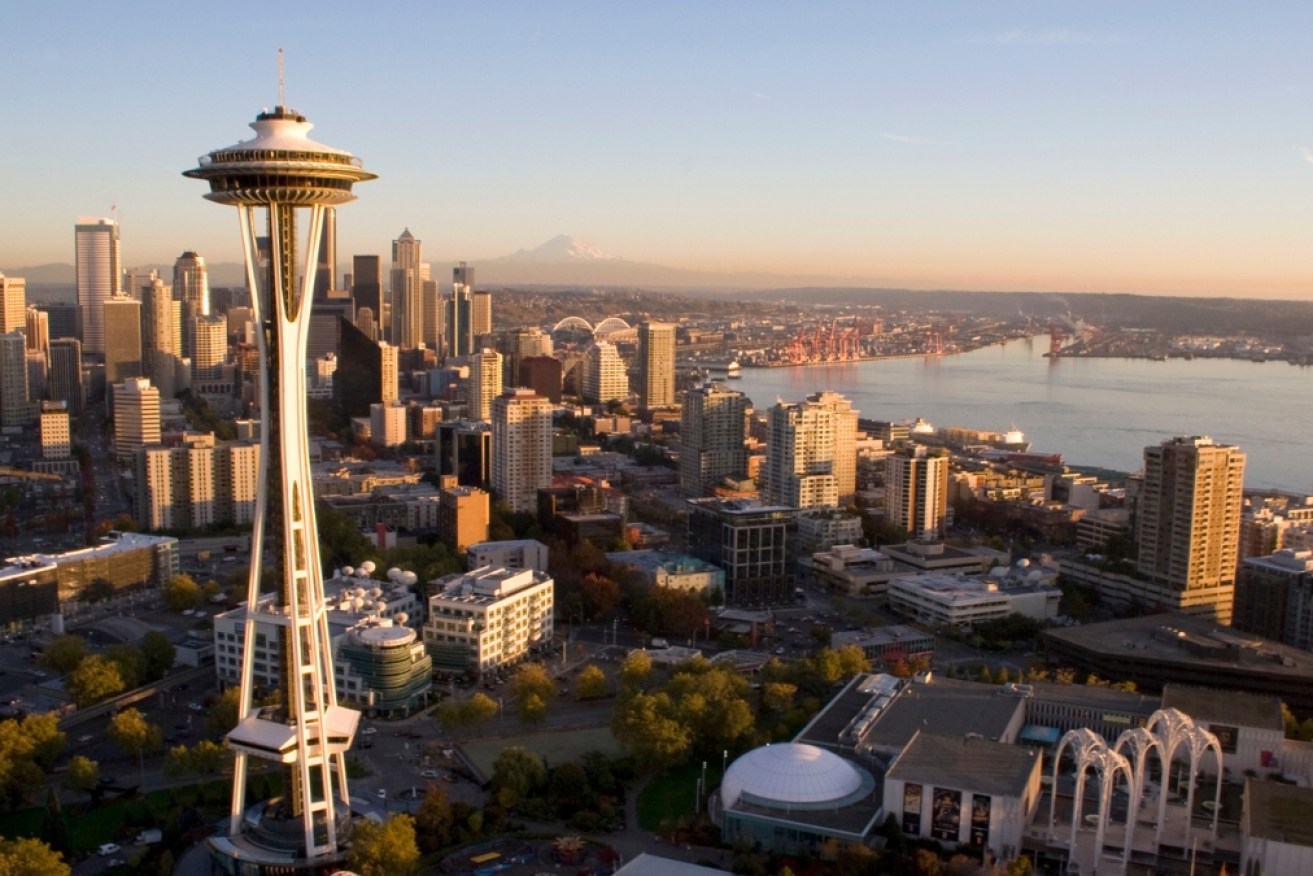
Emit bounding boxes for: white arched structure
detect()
[1146,708,1224,850]
[593,316,632,338]
[552,315,594,335]
[1049,729,1133,872]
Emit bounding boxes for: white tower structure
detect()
[185,96,375,865]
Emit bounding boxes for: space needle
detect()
[185,71,375,867]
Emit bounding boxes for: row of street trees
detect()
[40,631,175,708]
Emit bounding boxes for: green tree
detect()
[106,643,145,689]
[0,836,69,876]
[518,692,548,724]
[189,740,228,774]
[507,662,557,707]
[62,755,100,798]
[207,687,241,736]
[345,813,420,876]
[140,631,176,681]
[164,745,192,778]
[611,690,690,771]
[491,747,547,809]
[163,573,203,611]
[1005,856,1034,876]
[834,644,870,678]
[618,649,653,690]
[21,713,65,770]
[66,654,125,707]
[575,664,608,700]
[107,708,162,765]
[39,635,87,675]
[761,682,797,713]
[40,789,71,857]
[413,785,454,854]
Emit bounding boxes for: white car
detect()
[360,726,377,735]
[97,843,121,856]
[421,769,441,779]
[376,788,387,799]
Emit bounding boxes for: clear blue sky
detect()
[2,2,1310,297]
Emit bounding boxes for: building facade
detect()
[764,391,858,509]
[636,321,675,410]
[885,446,951,541]
[1136,436,1246,623]
[75,217,120,356]
[491,388,553,514]
[679,382,748,498]
[423,566,554,675]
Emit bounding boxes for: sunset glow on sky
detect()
[2,2,1310,297]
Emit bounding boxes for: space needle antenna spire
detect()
[278,47,286,108]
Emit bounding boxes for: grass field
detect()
[635,763,724,832]
[461,726,623,777]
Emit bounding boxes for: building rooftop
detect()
[1043,613,1313,681]
[1244,779,1313,847]
[862,678,1024,750]
[887,730,1041,798]
[1162,684,1284,732]
[614,854,728,876]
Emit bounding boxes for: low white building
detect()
[884,730,1043,858]
[466,540,549,574]
[888,573,1059,629]
[810,544,902,598]
[1242,780,1313,876]
[211,565,431,715]
[423,565,554,674]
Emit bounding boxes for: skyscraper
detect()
[468,348,503,422]
[492,388,553,513]
[390,229,423,349]
[763,391,858,510]
[102,296,143,386]
[1136,435,1246,622]
[185,99,375,864]
[0,275,26,334]
[680,382,748,497]
[0,332,31,428]
[193,314,228,381]
[75,217,120,356]
[471,288,492,344]
[112,376,160,462]
[584,340,628,404]
[173,251,209,359]
[447,275,474,358]
[637,321,676,410]
[885,445,950,541]
[314,207,336,300]
[351,254,382,339]
[47,338,83,417]
[141,278,181,398]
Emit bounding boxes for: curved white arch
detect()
[552,315,594,334]
[593,316,632,338]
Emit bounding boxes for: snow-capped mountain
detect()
[493,234,619,264]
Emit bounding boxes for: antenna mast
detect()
[278,47,285,108]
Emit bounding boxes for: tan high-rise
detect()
[764,390,857,509]
[1136,435,1245,622]
[637,321,676,410]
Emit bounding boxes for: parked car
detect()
[97,843,121,856]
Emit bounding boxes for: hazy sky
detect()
[2,2,1310,297]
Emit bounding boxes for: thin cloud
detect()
[965,28,1122,46]
[751,91,772,103]
[880,133,951,147]
[1303,147,1313,166]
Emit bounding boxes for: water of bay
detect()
[729,337,1312,492]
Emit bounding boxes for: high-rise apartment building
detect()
[680,382,749,497]
[763,391,858,510]
[113,377,160,463]
[0,331,31,428]
[0,275,25,334]
[584,341,628,404]
[136,433,217,531]
[436,476,491,553]
[390,229,423,349]
[468,348,503,422]
[637,321,676,410]
[447,281,473,358]
[193,315,228,380]
[885,445,950,541]
[423,565,554,674]
[422,278,442,354]
[380,340,399,403]
[1136,435,1246,622]
[75,217,121,355]
[491,388,553,514]
[314,208,336,300]
[369,402,408,448]
[39,402,71,460]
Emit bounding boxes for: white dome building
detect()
[714,742,880,854]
